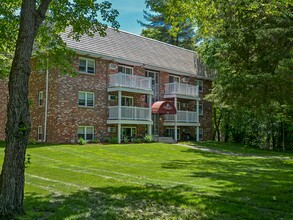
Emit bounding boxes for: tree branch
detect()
[35,0,52,29]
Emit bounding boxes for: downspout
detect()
[43,59,49,142]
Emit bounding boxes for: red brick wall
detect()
[198,79,213,140]
[0,79,8,140]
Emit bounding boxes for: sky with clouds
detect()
[108,0,147,35]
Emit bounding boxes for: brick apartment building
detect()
[0,28,214,144]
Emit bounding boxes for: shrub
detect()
[28,138,37,145]
[92,139,101,144]
[110,137,118,144]
[104,137,111,143]
[134,138,143,143]
[78,137,86,145]
[144,135,153,143]
[123,137,130,143]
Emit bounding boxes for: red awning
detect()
[152,101,177,114]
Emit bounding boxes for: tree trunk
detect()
[0,0,51,217]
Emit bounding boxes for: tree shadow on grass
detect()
[22,184,201,220]
[161,149,293,219]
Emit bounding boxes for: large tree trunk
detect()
[0,0,51,217]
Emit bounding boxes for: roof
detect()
[61,28,213,78]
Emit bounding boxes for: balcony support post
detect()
[196,100,199,142]
[118,90,122,143]
[148,94,152,135]
[174,97,178,142]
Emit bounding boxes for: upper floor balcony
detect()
[108,73,153,95]
[164,110,199,126]
[107,106,152,125]
[164,82,199,100]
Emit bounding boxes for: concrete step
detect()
[158,137,176,144]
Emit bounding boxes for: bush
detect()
[104,137,111,143]
[133,138,143,143]
[91,139,101,144]
[78,137,86,145]
[123,137,130,143]
[28,138,37,145]
[144,135,153,143]
[110,137,118,144]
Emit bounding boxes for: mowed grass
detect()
[0,141,293,219]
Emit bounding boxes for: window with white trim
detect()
[79,57,95,74]
[78,126,94,141]
[199,104,203,115]
[196,128,204,140]
[196,80,203,92]
[78,92,94,107]
[38,91,43,107]
[38,126,42,141]
[122,96,133,106]
[196,103,203,115]
[169,75,180,83]
[118,65,133,75]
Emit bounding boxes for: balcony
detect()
[108,73,153,94]
[164,82,199,99]
[108,106,152,124]
[164,110,199,126]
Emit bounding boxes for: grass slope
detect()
[0,141,293,219]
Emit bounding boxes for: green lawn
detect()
[0,141,293,219]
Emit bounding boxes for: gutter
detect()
[43,59,49,142]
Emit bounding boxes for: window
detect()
[79,57,95,74]
[38,126,42,141]
[78,92,94,107]
[199,104,203,115]
[196,80,203,92]
[169,75,180,83]
[78,126,94,141]
[122,96,133,106]
[122,127,136,140]
[118,65,133,75]
[108,127,116,133]
[196,128,203,140]
[38,91,43,107]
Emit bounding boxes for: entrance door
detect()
[166,128,180,140]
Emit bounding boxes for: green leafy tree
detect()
[147,0,293,149]
[0,0,119,217]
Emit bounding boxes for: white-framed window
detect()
[108,127,116,133]
[122,96,133,106]
[118,65,133,75]
[122,127,136,139]
[38,126,43,141]
[199,104,203,115]
[79,57,95,74]
[78,91,94,107]
[38,91,44,107]
[196,80,203,92]
[197,128,204,140]
[78,126,94,141]
[169,75,180,83]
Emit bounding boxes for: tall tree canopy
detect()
[0,0,119,217]
[138,9,198,50]
[146,0,293,149]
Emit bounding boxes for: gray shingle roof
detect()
[61,28,212,78]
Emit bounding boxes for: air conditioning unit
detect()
[108,95,117,101]
[181,77,189,83]
[109,63,117,70]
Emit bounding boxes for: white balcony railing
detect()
[165,111,198,123]
[109,106,151,121]
[109,73,152,91]
[165,82,199,97]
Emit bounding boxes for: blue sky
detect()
[108,0,147,35]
